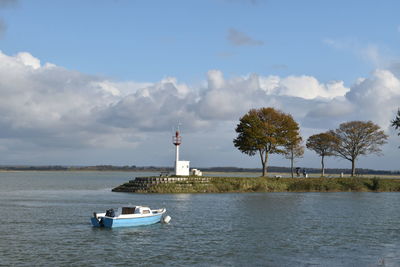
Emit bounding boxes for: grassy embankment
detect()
[138,176,400,193]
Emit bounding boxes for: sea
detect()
[1,171,399,266]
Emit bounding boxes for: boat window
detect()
[122,207,135,214]
[142,209,150,214]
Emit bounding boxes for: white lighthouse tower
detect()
[173,130,190,176]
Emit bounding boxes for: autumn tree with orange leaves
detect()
[233,107,301,177]
[306,132,337,177]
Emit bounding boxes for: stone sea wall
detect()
[112,176,211,193]
[112,176,400,193]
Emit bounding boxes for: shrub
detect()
[370,177,381,191]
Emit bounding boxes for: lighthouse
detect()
[173,130,190,176]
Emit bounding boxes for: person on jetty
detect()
[303,169,308,178]
[296,167,301,177]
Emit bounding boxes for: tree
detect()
[306,132,337,177]
[284,137,304,178]
[329,121,388,177]
[233,107,300,177]
[392,109,400,136]
[392,109,400,148]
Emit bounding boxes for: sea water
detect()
[1,171,399,266]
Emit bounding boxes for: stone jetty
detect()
[112,176,400,193]
[112,176,211,193]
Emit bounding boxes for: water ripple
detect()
[1,173,400,266]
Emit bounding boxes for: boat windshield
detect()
[121,207,136,214]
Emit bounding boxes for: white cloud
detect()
[0,51,399,169]
[15,52,41,69]
[195,71,350,122]
[91,81,121,97]
[0,51,142,150]
[96,76,209,132]
[196,71,266,120]
[345,69,400,128]
[266,75,349,99]
[207,70,225,89]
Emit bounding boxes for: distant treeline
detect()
[201,166,400,175]
[0,165,399,175]
[0,165,149,171]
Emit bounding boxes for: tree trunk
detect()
[321,155,325,177]
[262,161,266,177]
[351,159,356,177]
[290,151,294,178]
[260,150,268,177]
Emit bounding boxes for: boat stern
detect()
[91,212,106,227]
[91,216,101,227]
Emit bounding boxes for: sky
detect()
[0,0,400,171]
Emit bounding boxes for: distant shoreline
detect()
[0,169,156,173]
[0,165,399,175]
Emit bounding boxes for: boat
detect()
[91,206,167,228]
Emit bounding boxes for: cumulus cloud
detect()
[1,50,399,168]
[0,51,141,150]
[15,52,41,69]
[197,71,267,120]
[227,28,264,46]
[345,69,400,128]
[260,75,349,99]
[97,77,209,131]
[302,69,400,131]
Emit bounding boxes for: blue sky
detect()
[0,0,400,171]
[3,0,400,83]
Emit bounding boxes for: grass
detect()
[122,176,400,193]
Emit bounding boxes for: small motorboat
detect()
[91,206,168,228]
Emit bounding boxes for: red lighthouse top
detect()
[173,131,181,146]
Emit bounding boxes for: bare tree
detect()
[306,132,337,177]
[329,121,388,177]
[284,136,304,178]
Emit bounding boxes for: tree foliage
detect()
[392,109,400,148]
[306,132,337,177]
[233,107,300,177]
[329,121,388,176]
[392,109,400,134]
